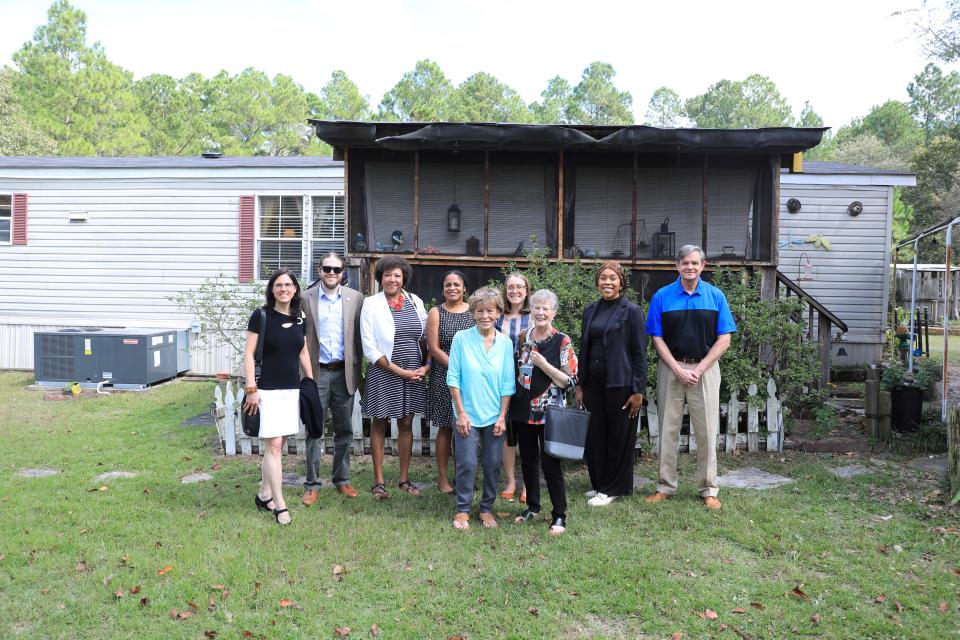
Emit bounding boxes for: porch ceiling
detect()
[310,120,828,155]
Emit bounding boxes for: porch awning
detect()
[310,120,828,154]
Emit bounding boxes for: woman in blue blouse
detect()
[447,287,516,530]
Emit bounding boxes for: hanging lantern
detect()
[447,203,461,232]
[798,252,814,281]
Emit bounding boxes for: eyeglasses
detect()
[273,282,296,289]
[321,266,343,274]
[506,285,527,291]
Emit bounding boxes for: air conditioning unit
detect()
[34,328,187,389]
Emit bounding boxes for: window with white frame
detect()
[257,194,345,280]
[0,195,10,244]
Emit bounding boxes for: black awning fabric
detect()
[375,123,597,151]
[594,125,827,153]
[309,121,828,154]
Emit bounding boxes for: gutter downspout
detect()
[944,223,954,421]
[908,239,920,374]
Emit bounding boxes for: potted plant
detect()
[881,359,941,432]
[895,325,911,362]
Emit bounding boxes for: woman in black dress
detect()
[575,261,646,507]
[243,268,313,525]
[426,270,475,493]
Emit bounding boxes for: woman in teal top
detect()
[447,287,517,530]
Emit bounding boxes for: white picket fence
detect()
[213,378,784,456]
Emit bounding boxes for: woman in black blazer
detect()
[575,261,647,506]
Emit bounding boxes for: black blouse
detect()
[247,307,305,390]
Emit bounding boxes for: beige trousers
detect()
[656,359,720,497]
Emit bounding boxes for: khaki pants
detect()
[656,359,720,497]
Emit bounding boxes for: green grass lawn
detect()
[0,371,958,639]
[925,333,960,366]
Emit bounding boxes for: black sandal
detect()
[513,509,539,524]
[397,480,421,496]
[549,516,567,535]
[255,495,274,511]
[371,483,390,500]
[273,508,291,525]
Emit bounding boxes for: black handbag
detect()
[543,389,590,461]
[241,309,266,437]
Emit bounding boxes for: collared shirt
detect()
[446,326,516,427]
[645,277,737,360]
[316,285,344,363]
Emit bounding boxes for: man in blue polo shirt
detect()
[644,245,736,510]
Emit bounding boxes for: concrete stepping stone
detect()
[633,475,654,489]
[716,467,793,490]
[179,413,215,428]
[93,471,137,482]
[829,464,871,479]
[281,473,308,488]
[19,468,59,478]
[180,472,213,484]
[907,454,948,476]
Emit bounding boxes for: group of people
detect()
[242,244,736,530]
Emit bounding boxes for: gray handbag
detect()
[543,387,590,460]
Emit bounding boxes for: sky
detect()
[0,0,951,130]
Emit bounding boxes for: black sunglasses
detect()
[321,266,343,274]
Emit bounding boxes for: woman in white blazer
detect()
[360,256,430,499]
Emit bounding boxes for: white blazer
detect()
[360,290,428,364]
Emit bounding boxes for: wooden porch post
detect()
[558,150,565,257]
[413,151,420,255]
[483,151,489,258]
[818,313,831,390]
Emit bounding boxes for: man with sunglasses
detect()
[302,252,364,504]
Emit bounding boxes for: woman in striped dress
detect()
[426,270,475,493]
[495,272,531,503]
[360,256,430,499]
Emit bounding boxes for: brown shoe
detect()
[301,489,318,506]
[644,491,672,503]
[703,496,722,510]
[337,484,359,498]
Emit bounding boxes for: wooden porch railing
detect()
[776,271,849,389]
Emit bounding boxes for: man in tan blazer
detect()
[301,252,364,503]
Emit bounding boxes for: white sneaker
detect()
[588,493,617,506]
[584,490,598,498]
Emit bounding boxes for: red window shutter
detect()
[238,195,255,281]
[12,193,28,245]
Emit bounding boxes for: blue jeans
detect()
[454,426,504,514]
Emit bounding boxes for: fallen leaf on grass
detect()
[874,594,887,604]
[169,608,194,620]
[334,627,351,637]
[789,586,808,600]
[671,633,683,640]
[939,601,949,613]
[113,589,124,599]
[183,456,191,461]
[78,528,88,535]
[40,588,49,595]
[242,632,253,638]
[700,609,719,620]
[204,632,217,639]
[208,596,216,611]
[120,554,130,565]
[0,554,5,561]
[279,598,300,609]
[730,607,746,614]
[447,636,467,640]
[98,486,109,492]
[811,613,822,624]
[157,565,173,576]
[878,544,888,554]
[333,564,346,580]
[950,567,960,577]
[187,601,200,612]
[76,561,88,573]
[730,626,752,639]
[139,597,150,607]
[878,514,893,521]
[129,585,140,595]
[528,606,539,616]
[370,623,380,637]
[750,602,764,610]
[895,600,904,613]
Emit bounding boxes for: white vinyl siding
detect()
[0,164,342,374]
